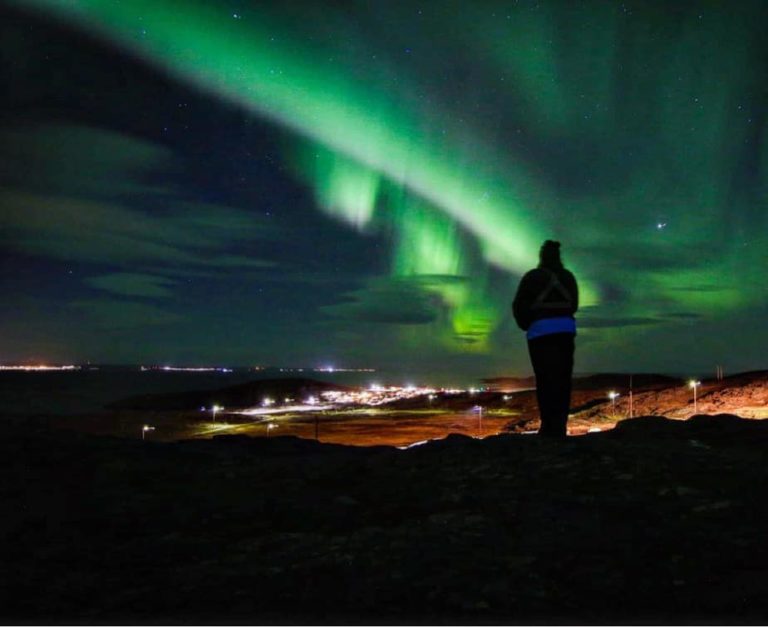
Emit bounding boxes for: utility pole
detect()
[715,365,724,381]
[629,374,634,418]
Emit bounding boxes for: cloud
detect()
[668,285,733,293]
[576,309,703,331]
[0,123,170,197]
[455,333,484,345]
[578,316,662,329]
[0,190,271,270]
[597,283,631,306]
[321,278,443,325]
[572,243,710,273]
[199,255,276,269]
[0,125,279,273]
[69,298,181,329]
[664,312,703,320]
[403,274,470,287]
[84,273,177,298]
[0,124,278,274]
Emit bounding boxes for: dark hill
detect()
[572,372,681,391]
[107,377,351,410]
[483,373,680,393]
[482,375,536,391]
[4,413,768,623]
[718,369,768,384]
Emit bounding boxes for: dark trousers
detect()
[527,333,575,438]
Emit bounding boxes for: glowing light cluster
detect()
[319,385,440,406]
[140,365,233,373]
[276,367,376,373]
[234,385,467,412]
[314,366,376,373]
[236,402,334,417]
[0,364,79,371]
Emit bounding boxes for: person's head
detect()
[539,240,563,269]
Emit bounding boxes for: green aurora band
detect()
[19,0,768,356]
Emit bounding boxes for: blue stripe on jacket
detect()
[526,316,577,340]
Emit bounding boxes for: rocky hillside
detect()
[576,371,768,421]
[4,414,768,623]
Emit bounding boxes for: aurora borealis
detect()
[2,1,768,381]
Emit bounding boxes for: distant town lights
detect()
[320,385,439,407]
[313,366,374,373]
[0,364,78,371]
[227,385,470,416]
[149,365,233,373]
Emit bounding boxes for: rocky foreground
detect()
[4,414,768,624]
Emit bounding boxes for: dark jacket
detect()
[512,265,579,331]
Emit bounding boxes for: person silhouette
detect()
[512,240,579,438]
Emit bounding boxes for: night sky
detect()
[2,0,768,381]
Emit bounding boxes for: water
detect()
[0,366,475,415]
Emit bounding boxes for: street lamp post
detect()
[689,380,701,414]
[608,391,620,416]
[142,425,155,440]
[211,404,223,422]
